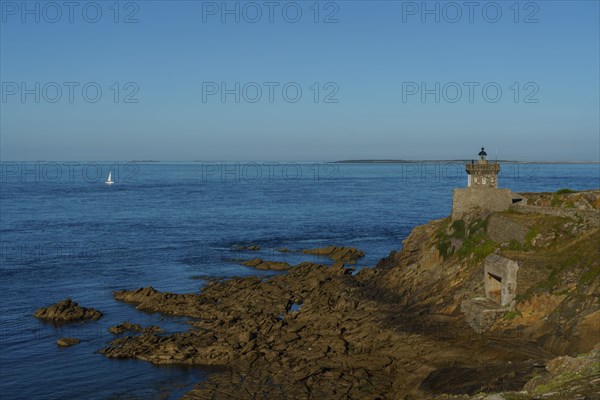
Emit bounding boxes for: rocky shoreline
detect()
[35,190,600,399]
[99,261,560,399]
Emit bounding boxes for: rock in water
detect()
[34,299,102,323]
[56,337,80,347]
[242,258,292,271]
[233,244,261,251]
[302,246,365,264]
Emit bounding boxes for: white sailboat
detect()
[105,171,114,185]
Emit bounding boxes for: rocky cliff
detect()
[97,189,600,399]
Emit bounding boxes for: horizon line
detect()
[1,159,599,164]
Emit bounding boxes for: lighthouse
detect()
[451,147,525,220]
[465,147,500,188]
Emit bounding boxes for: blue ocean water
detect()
[1,162,598,400]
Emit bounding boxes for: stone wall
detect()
[486,213,528,244]
[451,188,525,221]
[510,204,600,227]
[461,298,507,334]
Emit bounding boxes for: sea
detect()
[1,161,598,400]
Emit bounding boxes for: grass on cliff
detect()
[435,217,496,262]
[515,228,600,301]
[532,360,600,395]
[506,226,543,252]
[555,188,576,194]
[550,189,580,207]
[503,310,522,320]
[436,211,599,303]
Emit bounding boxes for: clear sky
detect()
[1,0,599,161]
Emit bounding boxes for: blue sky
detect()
[1,0,599,161]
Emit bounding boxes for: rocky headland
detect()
[99,189,599,399]
[38,189,599,398]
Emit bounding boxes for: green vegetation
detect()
[504,310,522,320]
[435,217,497,262]
[436,240,452,260]
[524,227,540,247]
[457,218,493,261]
[556,188,576,194]
[469,218,488,233]
[507,239,524,251]
[579,264,600,286]
[473,240,496,259]
[532,360,600,395]
[517,228,600,301]
[435,218,453,260]
[451,220,465,239]
[550,189,578,207]
[501,394,531,400]
[478,357,600,399]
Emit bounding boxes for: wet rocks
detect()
[108,322,163,335]
[242,258,292,271]
[34,299,102,323]
[57,337,80,347]
[102,261,513,399]
[112,286,205,317]
[302,246,365,264]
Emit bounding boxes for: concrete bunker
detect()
[484,254,519,308]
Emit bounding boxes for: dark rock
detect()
[233,244,261,251]
[109,322,163,335]
[242,258,292,271]
[57,337,80,347]
[34,299,102,323]
[302,246,365,264]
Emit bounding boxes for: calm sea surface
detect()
[1,162,598,399]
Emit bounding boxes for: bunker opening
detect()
[486,272,502,304]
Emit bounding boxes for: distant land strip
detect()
[332,160,600,164]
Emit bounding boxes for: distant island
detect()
[333,159,599,164]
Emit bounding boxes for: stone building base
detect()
[461,298,508,334]
[452,188,525,221]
